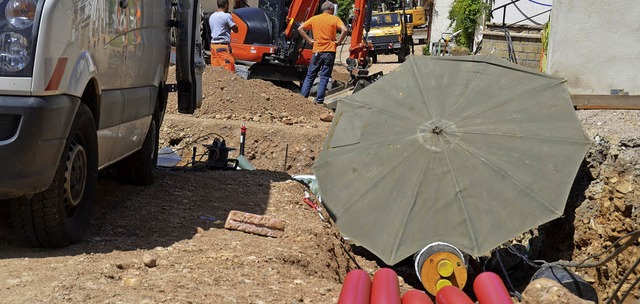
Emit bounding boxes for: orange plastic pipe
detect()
[370,268,402,304]
[337,269,371,304]
[473,272,512,304]
[435,286,474,304]
[401,289,434,304]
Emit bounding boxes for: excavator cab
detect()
[229,0,317,82]
[258,0,289,35]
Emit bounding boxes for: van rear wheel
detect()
[10,103,98,247]
[116,110,159,186]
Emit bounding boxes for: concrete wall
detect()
[548,0,640,95]
[429,0,454,48]
[478,24,542,70]
[490,0,552,26]
[202,1,217,12]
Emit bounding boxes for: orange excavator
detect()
[229,0,379,89]
[345,0,383,91]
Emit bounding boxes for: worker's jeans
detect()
[300,52,336,103]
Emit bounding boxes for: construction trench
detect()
[0,61,638,303]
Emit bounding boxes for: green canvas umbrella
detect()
[313,55,591,265]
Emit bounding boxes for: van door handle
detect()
[119,0,128,9]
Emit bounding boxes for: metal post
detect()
[401,0,411,55]
[284,144,289,172]
[239,124,246,156]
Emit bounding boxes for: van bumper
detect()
[0,95,79,199]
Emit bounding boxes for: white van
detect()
[0,0,204,246]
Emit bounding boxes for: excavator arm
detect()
[230,0,380,88]
[284,0,320,39]
[348,0,374,70]
[345,0,382,92]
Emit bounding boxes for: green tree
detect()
[448,0,489,49]
[337,0,354,24]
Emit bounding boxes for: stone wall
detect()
[477,23,543,70]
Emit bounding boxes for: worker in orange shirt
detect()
[209,0,238,72]
[298,1,348,104]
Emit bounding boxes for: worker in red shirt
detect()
[298,1,348,104]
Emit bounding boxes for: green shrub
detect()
[337,0,354,24]
[422,44,430,56]
[448,0,490,49]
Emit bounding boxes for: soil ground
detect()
[1,55,639,303]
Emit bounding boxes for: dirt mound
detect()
[161,65,337,175]
[167,66,333,125]
[159,117,328,174]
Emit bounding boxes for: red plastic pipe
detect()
[370,268,402,304]
[473,272,512,304]
[337,269,371,304]
[401,289,434,304]
[435,286,474,304]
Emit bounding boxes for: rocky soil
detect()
[567,110,640,301]
[0,61,638,303]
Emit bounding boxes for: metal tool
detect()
[303,191,325,221]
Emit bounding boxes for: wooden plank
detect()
[224,210,286,238]
[571,95,640,110]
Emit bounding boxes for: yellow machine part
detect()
[419,251,468,296]
[404,7,427,28]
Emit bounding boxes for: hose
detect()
[527,0,552,7]
[606,254,640,304]
[501,27,517,64]
[496,249,523,301]
[497,230,640,303]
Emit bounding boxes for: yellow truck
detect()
[367,11,413,63]
[403,6,427,28]
[403,6,428,44]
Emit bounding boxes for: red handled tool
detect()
[303,191,325,221]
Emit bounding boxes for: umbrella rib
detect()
[445,56,562,79]
[313,135,416,168]
[482,60,561,79]
[439,133,479,253]
[342,99,424,128]
[441,79,565,130]
[410,60,435,120]
[442,132,562,214]
[336,144,424,216]
[456,130,589,144]
[389,150,431,263]
[443,60,488,121]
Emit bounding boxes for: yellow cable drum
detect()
[414,242,468,296]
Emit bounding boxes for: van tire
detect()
[117,110,159,186]
[10,103,98,247]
